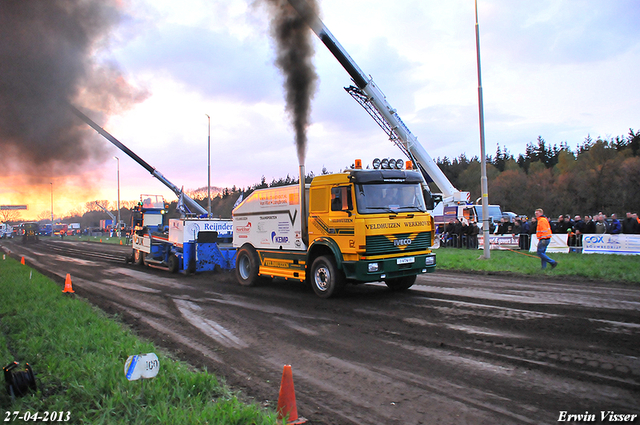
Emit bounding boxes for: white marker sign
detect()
[124,353,160,381]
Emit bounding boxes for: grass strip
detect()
[53,235,130,245]
[0,257,279,424]
[435,247,640,283]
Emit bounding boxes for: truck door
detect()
[331,186,352,213]
[328,186,356,254]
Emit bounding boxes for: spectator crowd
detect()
[438,211,640,249]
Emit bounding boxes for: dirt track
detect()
[2,238,639,424]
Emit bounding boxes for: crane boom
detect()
[69,104,208,216]
[94,201,116,223]
[286,0,469,204]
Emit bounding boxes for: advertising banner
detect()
[0,205,27,210]
[582,234,640,255]
[529,235,570,254]
[169,218,233,245]
[477,234,520,250]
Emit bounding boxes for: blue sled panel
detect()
[196,243,237,272]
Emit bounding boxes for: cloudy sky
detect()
[6,0,640,218]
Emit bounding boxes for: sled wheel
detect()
[168,254,179,273]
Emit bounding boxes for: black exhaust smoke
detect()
[261,0,319,166]
[0,0,148,182]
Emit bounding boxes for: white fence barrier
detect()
[529,234,570,254]
[582,234,640,255]
[530,234,640,255]
[477,234,520,250]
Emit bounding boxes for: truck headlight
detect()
[368,262,379,272]
[425,255,436,266]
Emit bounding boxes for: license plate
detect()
[397,257,415,265]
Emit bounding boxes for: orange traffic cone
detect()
[62,273,75,293]
[21,256,25,265]
[99,239,102,243]
[119,240,123,245]
[277,365,307,424]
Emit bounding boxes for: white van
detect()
[0,223,14,238]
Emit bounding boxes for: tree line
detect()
[436,129,640,218]
[13,129,638,226]
[187,127,640,221]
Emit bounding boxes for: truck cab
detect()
[233,165,436,297]
[131,195,167,266]
[22,222,40,243]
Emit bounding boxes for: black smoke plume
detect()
[262,0,319,166]
[0,0,147,181]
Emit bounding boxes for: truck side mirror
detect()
[425,191,442,210]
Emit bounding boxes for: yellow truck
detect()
[232,162,436,297]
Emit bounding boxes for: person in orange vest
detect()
[535,208,558,270]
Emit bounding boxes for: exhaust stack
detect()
[299,164,308,247]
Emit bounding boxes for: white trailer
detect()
[232,184,307,252]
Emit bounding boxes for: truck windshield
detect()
[355,183,426,214]
[473,205,503,222]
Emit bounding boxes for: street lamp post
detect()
[50,182,53,233]
[114,156,121,237]
[205,114,211,218]
[475,0,490,259]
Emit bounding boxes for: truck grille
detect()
[365,232,431,256]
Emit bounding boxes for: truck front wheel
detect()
[385,275,417,291]
[310,255,345,298]
[236,246,261,287]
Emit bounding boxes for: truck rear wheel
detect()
[385,275,417,291]
[310,255,345,298]
[236,246,261,287]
